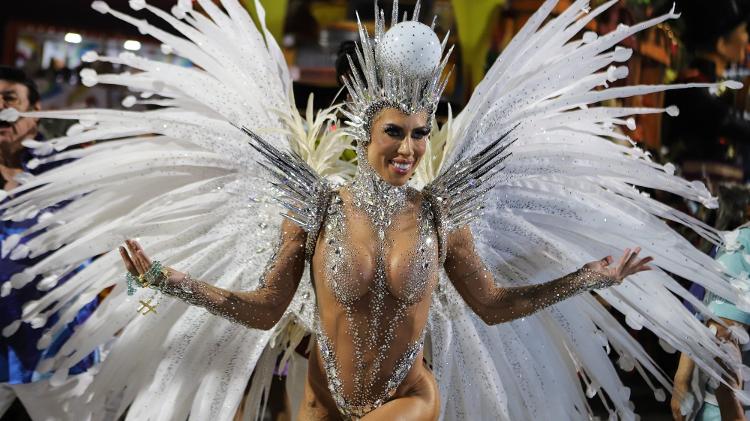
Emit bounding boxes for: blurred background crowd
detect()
[1,1,750,420]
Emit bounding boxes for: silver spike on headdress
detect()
[340,0,453,143]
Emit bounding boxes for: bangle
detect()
[124,260,171,295]
[126,272,138,296]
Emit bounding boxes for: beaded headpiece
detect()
[340,0,453,143]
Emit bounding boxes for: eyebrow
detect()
[383,123,431,131]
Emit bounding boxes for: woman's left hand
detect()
[584,247,654,284]
[120,239,185,289]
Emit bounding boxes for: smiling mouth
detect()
[390,160,413,175]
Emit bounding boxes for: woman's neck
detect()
[350,158,409,234]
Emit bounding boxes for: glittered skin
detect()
[311,160,440,417]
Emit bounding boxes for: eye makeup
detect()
[411,127,431,140]
[383,124,404,138]
[382,124,431,140]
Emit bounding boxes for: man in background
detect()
[0,66,99,421]
[0,67,41,191]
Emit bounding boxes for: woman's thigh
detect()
[297,375,343,421]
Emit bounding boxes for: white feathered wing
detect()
[420,1,746,420]
[0,1,350,420]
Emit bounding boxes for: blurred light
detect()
[64,33,82,44]
[123,40,141,51]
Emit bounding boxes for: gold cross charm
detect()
[137,298,157,315]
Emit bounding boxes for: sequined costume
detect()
[0,1,747,420]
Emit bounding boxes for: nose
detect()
[397,136,414,157]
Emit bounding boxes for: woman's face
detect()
[366,108,430,186]
[719,22,749,63]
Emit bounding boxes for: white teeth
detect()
[392,161,411,171]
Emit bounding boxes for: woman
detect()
[120,104,651,419]
[672,184,750,421]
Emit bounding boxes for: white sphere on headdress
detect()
[378,21,441,78]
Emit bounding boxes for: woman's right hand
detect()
[583,247,653,285]
[119,239,185,290]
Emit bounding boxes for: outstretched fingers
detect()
[125,240,145,273]
[632,256,654,273]
[124,239,154,275]
[119,246,139,276]
[133,240,152,270]
[616,248,631,272]
[620,247,654,277]
[613,247,655,280]
[624,247,641,267]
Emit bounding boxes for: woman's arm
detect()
[443,226,652,325]
[671,352,696,421]
[120,219,307,330]
[709,319,747,421]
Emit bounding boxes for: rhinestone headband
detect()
[340,0,453,143]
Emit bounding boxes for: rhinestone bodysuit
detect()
[310,162,440,419]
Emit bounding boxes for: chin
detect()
[382,168,413,186]
[387,176,409,186]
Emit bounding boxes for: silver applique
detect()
[349,152,410,235]
[317,329,425,420]
[316,174,438,418]
[241,127,332,258]
[423,126,517,261]
[340,0,453,144]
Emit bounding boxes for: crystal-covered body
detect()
[309,161,440,417]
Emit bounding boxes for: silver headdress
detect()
[340,0,454,143]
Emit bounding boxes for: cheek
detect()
[367,137,391,166]
[413,141,427,162]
